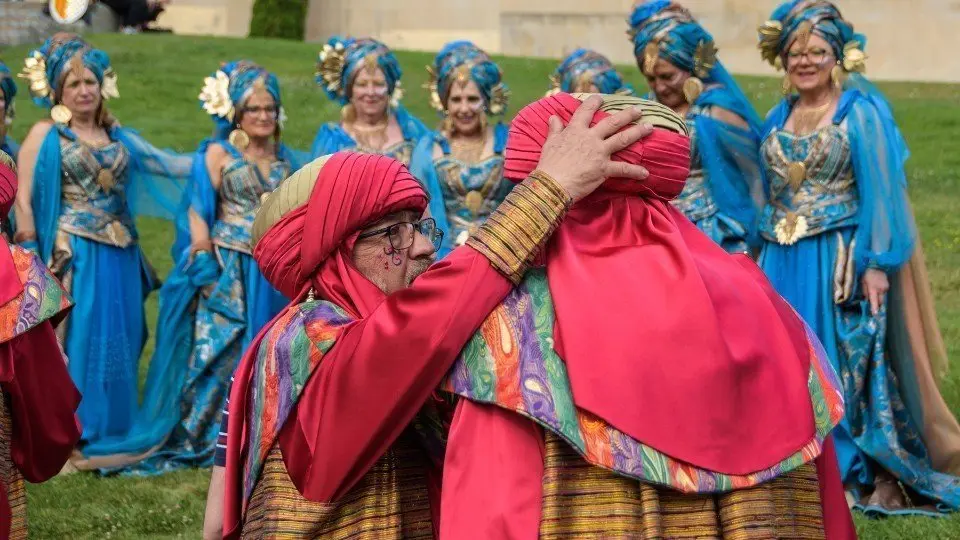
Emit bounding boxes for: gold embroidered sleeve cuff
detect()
[467,170,571,284]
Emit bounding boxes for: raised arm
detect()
[280,96,656,502]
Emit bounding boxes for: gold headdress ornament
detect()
[692,40,717,79]
[199,69,234,121]
[758,20,784,67]
[643,41,660,74]
[488,81,509,115]
[546,72,562,97]
[423,61,509,115]
[841,41,867,74]
[424,64,443,112]
[19,52,51,100]
[317,41,347,97]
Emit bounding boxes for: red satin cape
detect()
[506,93,815,475]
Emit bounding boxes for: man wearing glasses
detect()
[208,96,655,538]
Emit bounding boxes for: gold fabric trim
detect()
[251,155,333,248]
[569,93,689,136]
[0,393,27,539]
[242,434,434,539]
[539,432,825,539]
[467,170,571,284]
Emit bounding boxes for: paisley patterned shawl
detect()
[441,269,846,494]
[0,245,72,344]
[241,300,352,506]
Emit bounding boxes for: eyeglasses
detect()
[356,217,444,251]
[785,48,831,66]
[242,105,278,117]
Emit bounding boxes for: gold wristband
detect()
[467,170,571,283]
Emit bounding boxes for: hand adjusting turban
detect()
[506,93,819,475]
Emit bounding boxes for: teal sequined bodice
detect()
[59,128,135,247]
[355,139,414,166]
[434,150,510,246]
[670,109,715,222]
[210,156,291,254]
[760,124,857,245]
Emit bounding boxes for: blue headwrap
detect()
[428,41,509,115]
[0,62,15,114]
[199,60,282,140]
[550,48,633,96]
[317,36,403,106]
[20,33,117,109]
[628,1,716,78]
[759,1,867,77]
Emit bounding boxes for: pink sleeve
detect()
[279,248,513,502]
[440,399,545,540]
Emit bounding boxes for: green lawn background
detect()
[2,33,959,538]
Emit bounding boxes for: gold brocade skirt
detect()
[242,434,434,539]
[0,392,27,540]
[539,432,825,539]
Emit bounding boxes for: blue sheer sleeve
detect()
[112,127,191,222]
[843,89,916,272]
[278,144,311,172]
[30,127,63,264]
[311,122,355,158]
[409,132,454,257]
[692,113,764,248]
[395,105,431,142]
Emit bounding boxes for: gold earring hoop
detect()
[50,104,72,124]
[830,63,847,89]
[780,74,794,96]
[228,126,249,151]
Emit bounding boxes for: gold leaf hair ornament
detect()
[643,41,660,74]
[390,82,404,108]
[841,41,867,74]
[19,52,51,100]
[317,41,347,97]
[692,39,717,79]
[423,64,444,112]
[199,69,235,121]
[757,20,784,67]
[488,82,510,115]
[100,67,119,100]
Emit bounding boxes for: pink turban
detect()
[252,152,427,317]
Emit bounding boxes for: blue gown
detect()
[409,123,511,258]
[27,124,190,446]
[82,140,302,474]
[311,106,428,164]
[758,89,960,514]
[669,86,764,253]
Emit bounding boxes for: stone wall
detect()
[151,0,960,82]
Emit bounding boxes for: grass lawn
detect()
[3,33,960,539]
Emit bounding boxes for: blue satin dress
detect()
[83,141,293,474]
[53,125,159,445]
[758,90,960,514]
